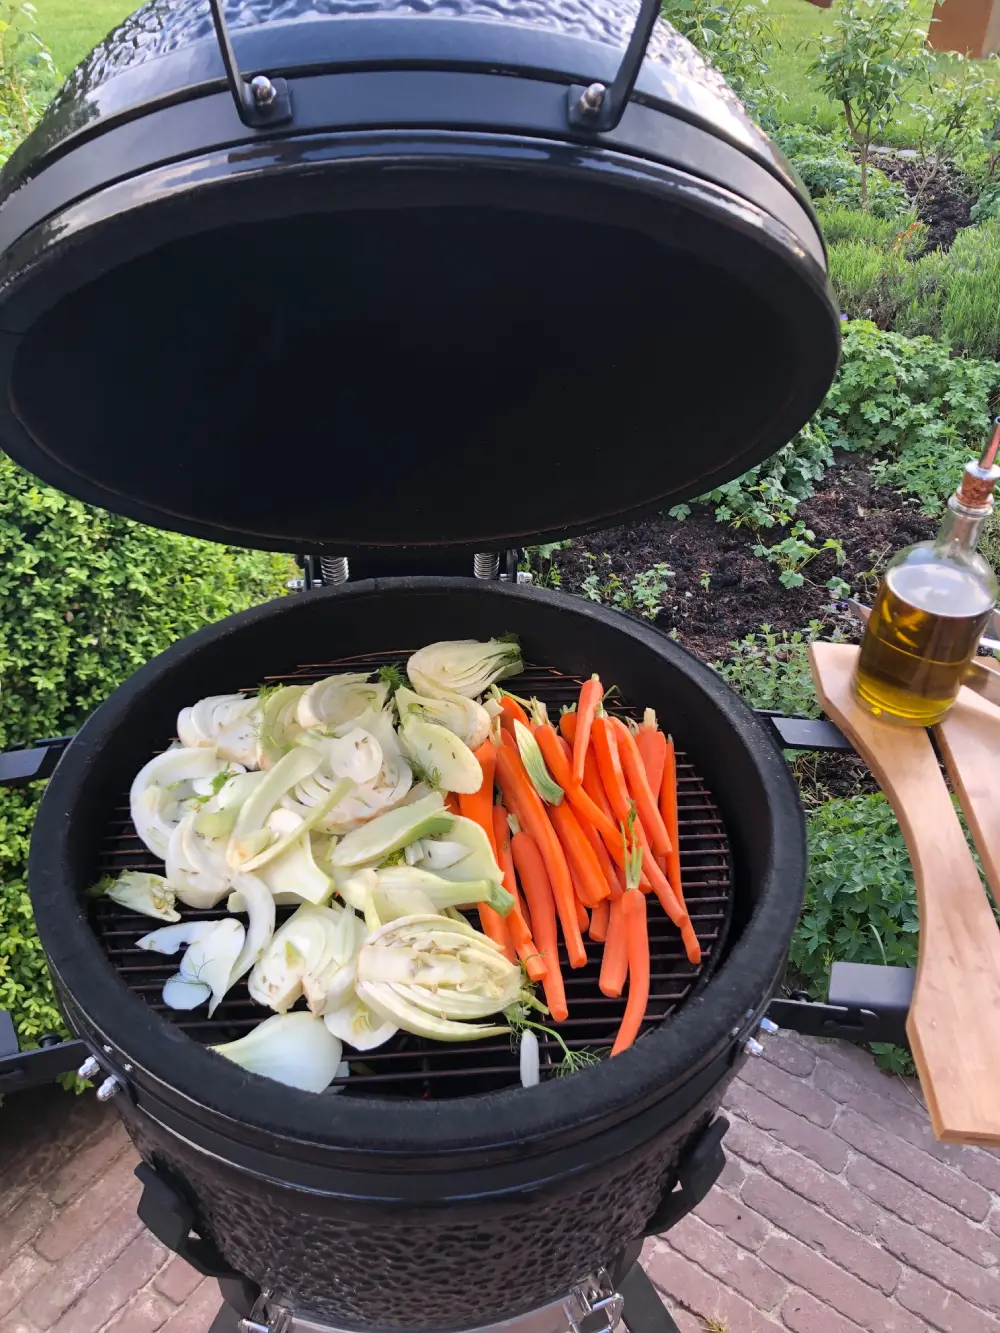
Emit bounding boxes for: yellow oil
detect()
[854,561,994,725]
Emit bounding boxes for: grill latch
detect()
[563,1269,625,1333]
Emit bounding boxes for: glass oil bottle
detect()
[853,423,1000,726]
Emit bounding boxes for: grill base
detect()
[91,654,734,1098]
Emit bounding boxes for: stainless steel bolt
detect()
[96,1075,120,1102]
[286,577,305,592]
[743,1037,764,1058]
[759,1017,779,1035]
[516,571,534,585]
[251,75,277,107]
[77,1056,100,1080]
[580,82,606,111]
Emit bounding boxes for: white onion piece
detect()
[163,976,211,1010]
[211,1012,343,1093]
[136,921,220,954]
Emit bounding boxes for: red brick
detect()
[668,1313,704,1333]
[742,1174,899,1294]
[896,1269,1000,1333]
[759,1235,923,1333]
[717,1153,746,1195]
[847,1157,1000,1268]
[153,1256,203,1306]
[877,1214,1000,1315]
[737,1059,837,1127]
[990,1208,1000,1240]
[0,1193,53,1266]
[34,1154,140,1263]
[725,1124,877,1233]
[644,1244,784,1332]
[954,1149,1000,1196]
[833,1109,989,1218]
[49,1232,167,1333]
[40,1124,132,1208]
[693,1187,769,1253]
[0,1099,109,1219]
[663,1215,785,1311]
[723,1090,848,1174]
[0,1311,42,1333]
[20,1196,143,1328]
[780,1290,867,1333]
[102,1291,173,1333]
[0,1253,50,1324]
[812,1063,964,1169]
[760,1035,816,1078]
[158,1280,223,1333]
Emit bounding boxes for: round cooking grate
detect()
[89,653,734,1099]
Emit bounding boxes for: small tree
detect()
[809,0,928,209]
[910,54,996,207]
[661,0,784,119]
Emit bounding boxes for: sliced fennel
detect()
[376,865,512,916]
[297,727,382,785]
[248,903,361,1015]
[227,748,350,871]
[399,716,482,795]
[256,832,331,905]
[178,694,261,767]
[330,793,452,870]
[425,816,507,901]
[356,914,524,1041]
[406,639,522,700]
[177,918,245,1016]
[395,685,491,751]
[323,993,397,1051]
[130,747,229,859]
[195,771,265,840]
[166,812,232,909]
[136,920,220,954]
[163,976,211,1009]
[513,720,563,806]
[212,1012,343,1093]
[296,673,389,732]
[418,838,470,870]
[257,685,308,769]
[99,872,180,923]
[226,872,276,983]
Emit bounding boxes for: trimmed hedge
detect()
[0,453,289,1049]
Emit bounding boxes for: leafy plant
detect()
[909,54,997,209]
[698,420,834,529]
[660,0,783,116]
[807,0,929,209]
[712,622,829,717]
[520,541,570,589]
[751,521,846,589]
[894,218,1000,360]
[815,201,921,249]
[0,455,289,1053]
[774,123,910,217]
[829,239,910,326]
[0,1,54,163]
[580,557,673,619]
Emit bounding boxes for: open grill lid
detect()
[0,0,840,556]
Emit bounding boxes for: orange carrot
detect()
[600,897,628,997]
[611,889,649,1056]
[575,897,589,932]
[459,739,498,858]
[589,898,610,942]
[492,806,546,980]
[511,825,568,1021]
[610,716,673,860]
[444,792,461,816]
[573,674,604,784]
[495,736,587,968]
[591,714,633,827]
[660,736,685,913]
[496,693,530,735]
[559,710,577,744]
[634,709,667,798]
[549,800,611,908]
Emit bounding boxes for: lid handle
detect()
[208,0,294,128]
[566,0,661,133]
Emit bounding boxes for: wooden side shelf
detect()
[810,642,1000,1146]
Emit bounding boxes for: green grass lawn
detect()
[33,0,134,74]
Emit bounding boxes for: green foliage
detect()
[909,55,998,204]
[971,179,1000,223]
[0,1,54,164]
[894,219,1000,360]
[815,201,921,249]
[807,0,929,208]
[829,239,910,325]
[0,455,289,1050]
[751,521,846,589]
[520,541,571,589]
[660,0,784,115]
[711,622,828,717]
[774,123,910,217]
[580,557,674,619]
[699,420,834,530]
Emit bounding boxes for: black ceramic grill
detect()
[90,654,733,1097]
[0,0,841,1327]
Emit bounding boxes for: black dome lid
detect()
[0,0,839,555]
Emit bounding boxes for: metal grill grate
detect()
[90,653,734,1098]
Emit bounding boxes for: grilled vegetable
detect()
[177,694,261,767]
[162,918,245,1016]
[296,672,389,732]
[130,746,232,859]
[136,921,220,954]
[399,715,482,794]
[395,685,492,750]
[407,639,522,700]
[355,914,524,1041]
[212,1012,344,1093]
[513,720,564,806]
[98,871,180,923]
[248,903,357,1014]
[323,993,398,1051]
[330,793,452,869]
[228,749,351,871]
[376,865,513,916]
[257,685,308,769]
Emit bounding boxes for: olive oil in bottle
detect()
[854,424,1000,726]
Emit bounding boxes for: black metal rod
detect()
[207,0,253,123]
[601,0,662,131]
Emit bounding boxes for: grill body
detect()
[31,579,804,1327]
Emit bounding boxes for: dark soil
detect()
[875,155,973,253]
[552,457,936,664]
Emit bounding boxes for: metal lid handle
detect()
[567,0,661,132]
[207,0,293,127]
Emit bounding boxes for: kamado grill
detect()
[0,0,841,1328]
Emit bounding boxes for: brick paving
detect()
[1,1032,998,1331]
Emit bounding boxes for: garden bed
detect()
[874,154,973,253]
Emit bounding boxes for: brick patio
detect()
[2,1031,999,1332]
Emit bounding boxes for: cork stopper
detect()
[956,418,1000,512]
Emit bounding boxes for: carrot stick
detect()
[460,739,498,858]
[660,736,686,912]
[591,714,633,827]
[575,898,589,932]
[573,674,604,784]
[600,897,628,997]
[634,709,667,798]
[444,792,461,816]
[589,898,610,942]
[549,800,611,907]
[496,693,530,735]
[559,710,577,744]
[495,736,587,968]
[610,716,673,859]
[492,806,546,980]
[611,889,649,1056]
[511,825,568,1021]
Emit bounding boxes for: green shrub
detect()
[712,623,827,717]
[971,179,1000,223]
[894,219,1000,360]
[660,0,782,118]
[696,420,834,529]
[815,202,920,249]
[0,1,56,166]
[829,239,910,325]
[774,124,911,217]
[0,455,289,1051]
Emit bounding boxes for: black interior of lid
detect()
[10,202,833,552]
